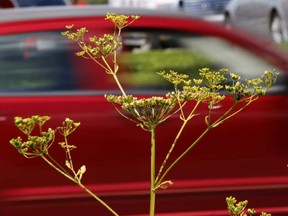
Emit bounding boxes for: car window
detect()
[0,29,286,95]
[119,29,287,93]
[0,30,119,94]
[14,0,68,7]
[0,31,77,92]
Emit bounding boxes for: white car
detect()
[182,0,230,15]
[224,0,288,43]
[108,0,183,10]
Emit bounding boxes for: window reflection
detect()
[0,29,286,94]
[0,32,76,92]
[119,29,286,92]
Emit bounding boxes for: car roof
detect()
[0,5,219,23]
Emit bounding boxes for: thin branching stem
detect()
[155,97,255,188]
[112,73,127,97]
[221,96,258,123]
[46,154,70,176]
[150,126,156,216]
[77,42,108,71]
[155,101,201,184]
[113,29,121,74]
[155,125,211,189]
[41,154,119,216]
[64,135,75,171]
[77,182,119,216]
[41,154,75,182]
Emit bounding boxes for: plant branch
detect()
[41,155,119,216]
[150,126,156,216]
[155,96,256,187]
[155,101,200,184]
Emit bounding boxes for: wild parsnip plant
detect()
[10,13,278,216]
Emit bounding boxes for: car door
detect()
[279,0,288,40]
[230,0,257,29]
[111,17,288,214]
[252,0,272,37]
[0,15,159,183]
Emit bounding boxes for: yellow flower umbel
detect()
[105,94,177,130]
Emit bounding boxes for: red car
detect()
[0,5,287,216]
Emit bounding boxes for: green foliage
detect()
[118,49,217,87]
[226,70,278,101]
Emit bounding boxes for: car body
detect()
[224,0,288,43]
[0,5,288,216]
[108,0,230,15]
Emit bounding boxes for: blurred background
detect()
[0,1,288,216]
[71,0,288,52]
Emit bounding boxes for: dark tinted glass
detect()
[0,31,76,92]
[16,0,67,7]
[0,29,286,94]
[0,30,119,93]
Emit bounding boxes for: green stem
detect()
[46,154,70,177]
[114,29,121,74]
[78,182,119,216]
[41,155,119,216]
[155,101,201,184]
[150,126,156,216]
[155,118,188,184]
[42,154,75,182]
[155,99,252,188]
[220,96,257,123]
[78,42,107,72]
[78,32,126,97]
[112,73,127,97]
[155,126,211,188]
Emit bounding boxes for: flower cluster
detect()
[61,25,87,42]
[182,85,225,103]
[199,68,227,91]
[62,13,140,60]
[10,116,54,158]
[226,196,271,216]
[160,69,226,107]
[62,26,121,59]
[226,70,279,101]
[157,70,191,87]
[105,94,177,130]
[105,13,140,30]
[57,118,81,137]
